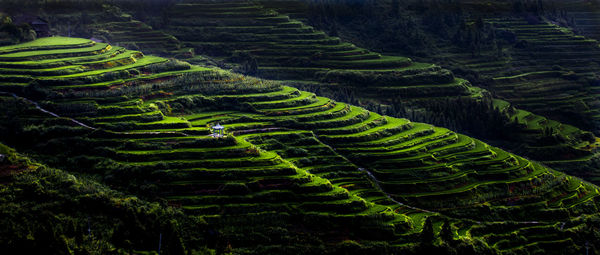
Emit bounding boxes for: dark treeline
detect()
[292,81,517,143]
[0,13,36,44]
[297,0,433,56]
[0,0,176,39]
[296,0,566,57]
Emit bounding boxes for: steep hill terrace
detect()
[157,0,600,185]
[88,20,193,58]
[217,86,600,223]
[0,37,205,92]
[430,16,600,134]
[40,6,193,58]
[255,0,310,22]
[98,78,600,253]
[0,37,422,251]
[424,16,600,179]
[164,0,471,105]
[1,37,600,254]
[557,0,600,40]
[490,18,600,127]
[466,9,600,186]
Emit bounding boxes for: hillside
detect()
[3,0,596,185]
[36,1,192,58]
[164,1,465,100]
[256,0,600,183]
[112,0,600,185]
[1,36,600,254]
[559,0,600,40]
[0,143,201,254]
[437,17,600,134]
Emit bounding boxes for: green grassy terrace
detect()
[1,36,600,254]
[163,0,471,104]
[158,0,600,186]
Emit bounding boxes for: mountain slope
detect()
[257,0,600,184]
[0,142,199,254]
[37,1,192,58]
[1,37,600,254]
[10,0,597,187]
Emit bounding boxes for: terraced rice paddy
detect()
[88,20,194,58]
[434,16,600,134]
[1,37,600,253]
[489,19,600,130]
[557,0,600,41]
[41,5,192,58]
[155,0,600,186]
[0,36,204,92]
[164,0,471,104]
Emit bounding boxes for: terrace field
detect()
[554,0,600,40]
[435,17,600,133]
[39,2,193,58]
[1,37,600,254]
[164,0,461,103]
[0,142,194,254]
[147,0,600,185]
[421,12,600,182]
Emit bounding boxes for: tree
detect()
[440,220,453,243]
[421,217,435,243]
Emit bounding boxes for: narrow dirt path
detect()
[4,92,97,130]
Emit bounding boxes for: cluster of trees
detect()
[296,0,513,58]
[289,81,520,143]
[407,97,519,141]
[0,13,37,43]
[411,1,519,59]
[0,143,203,254]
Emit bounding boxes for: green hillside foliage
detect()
[0,143,206,254]
[261,0,600,185]
[0,12,37,45]
[0,37,600,254]
[3,0,597,186]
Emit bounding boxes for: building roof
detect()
[213,123,224,130]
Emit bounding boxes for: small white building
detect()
[212,123,225,137]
